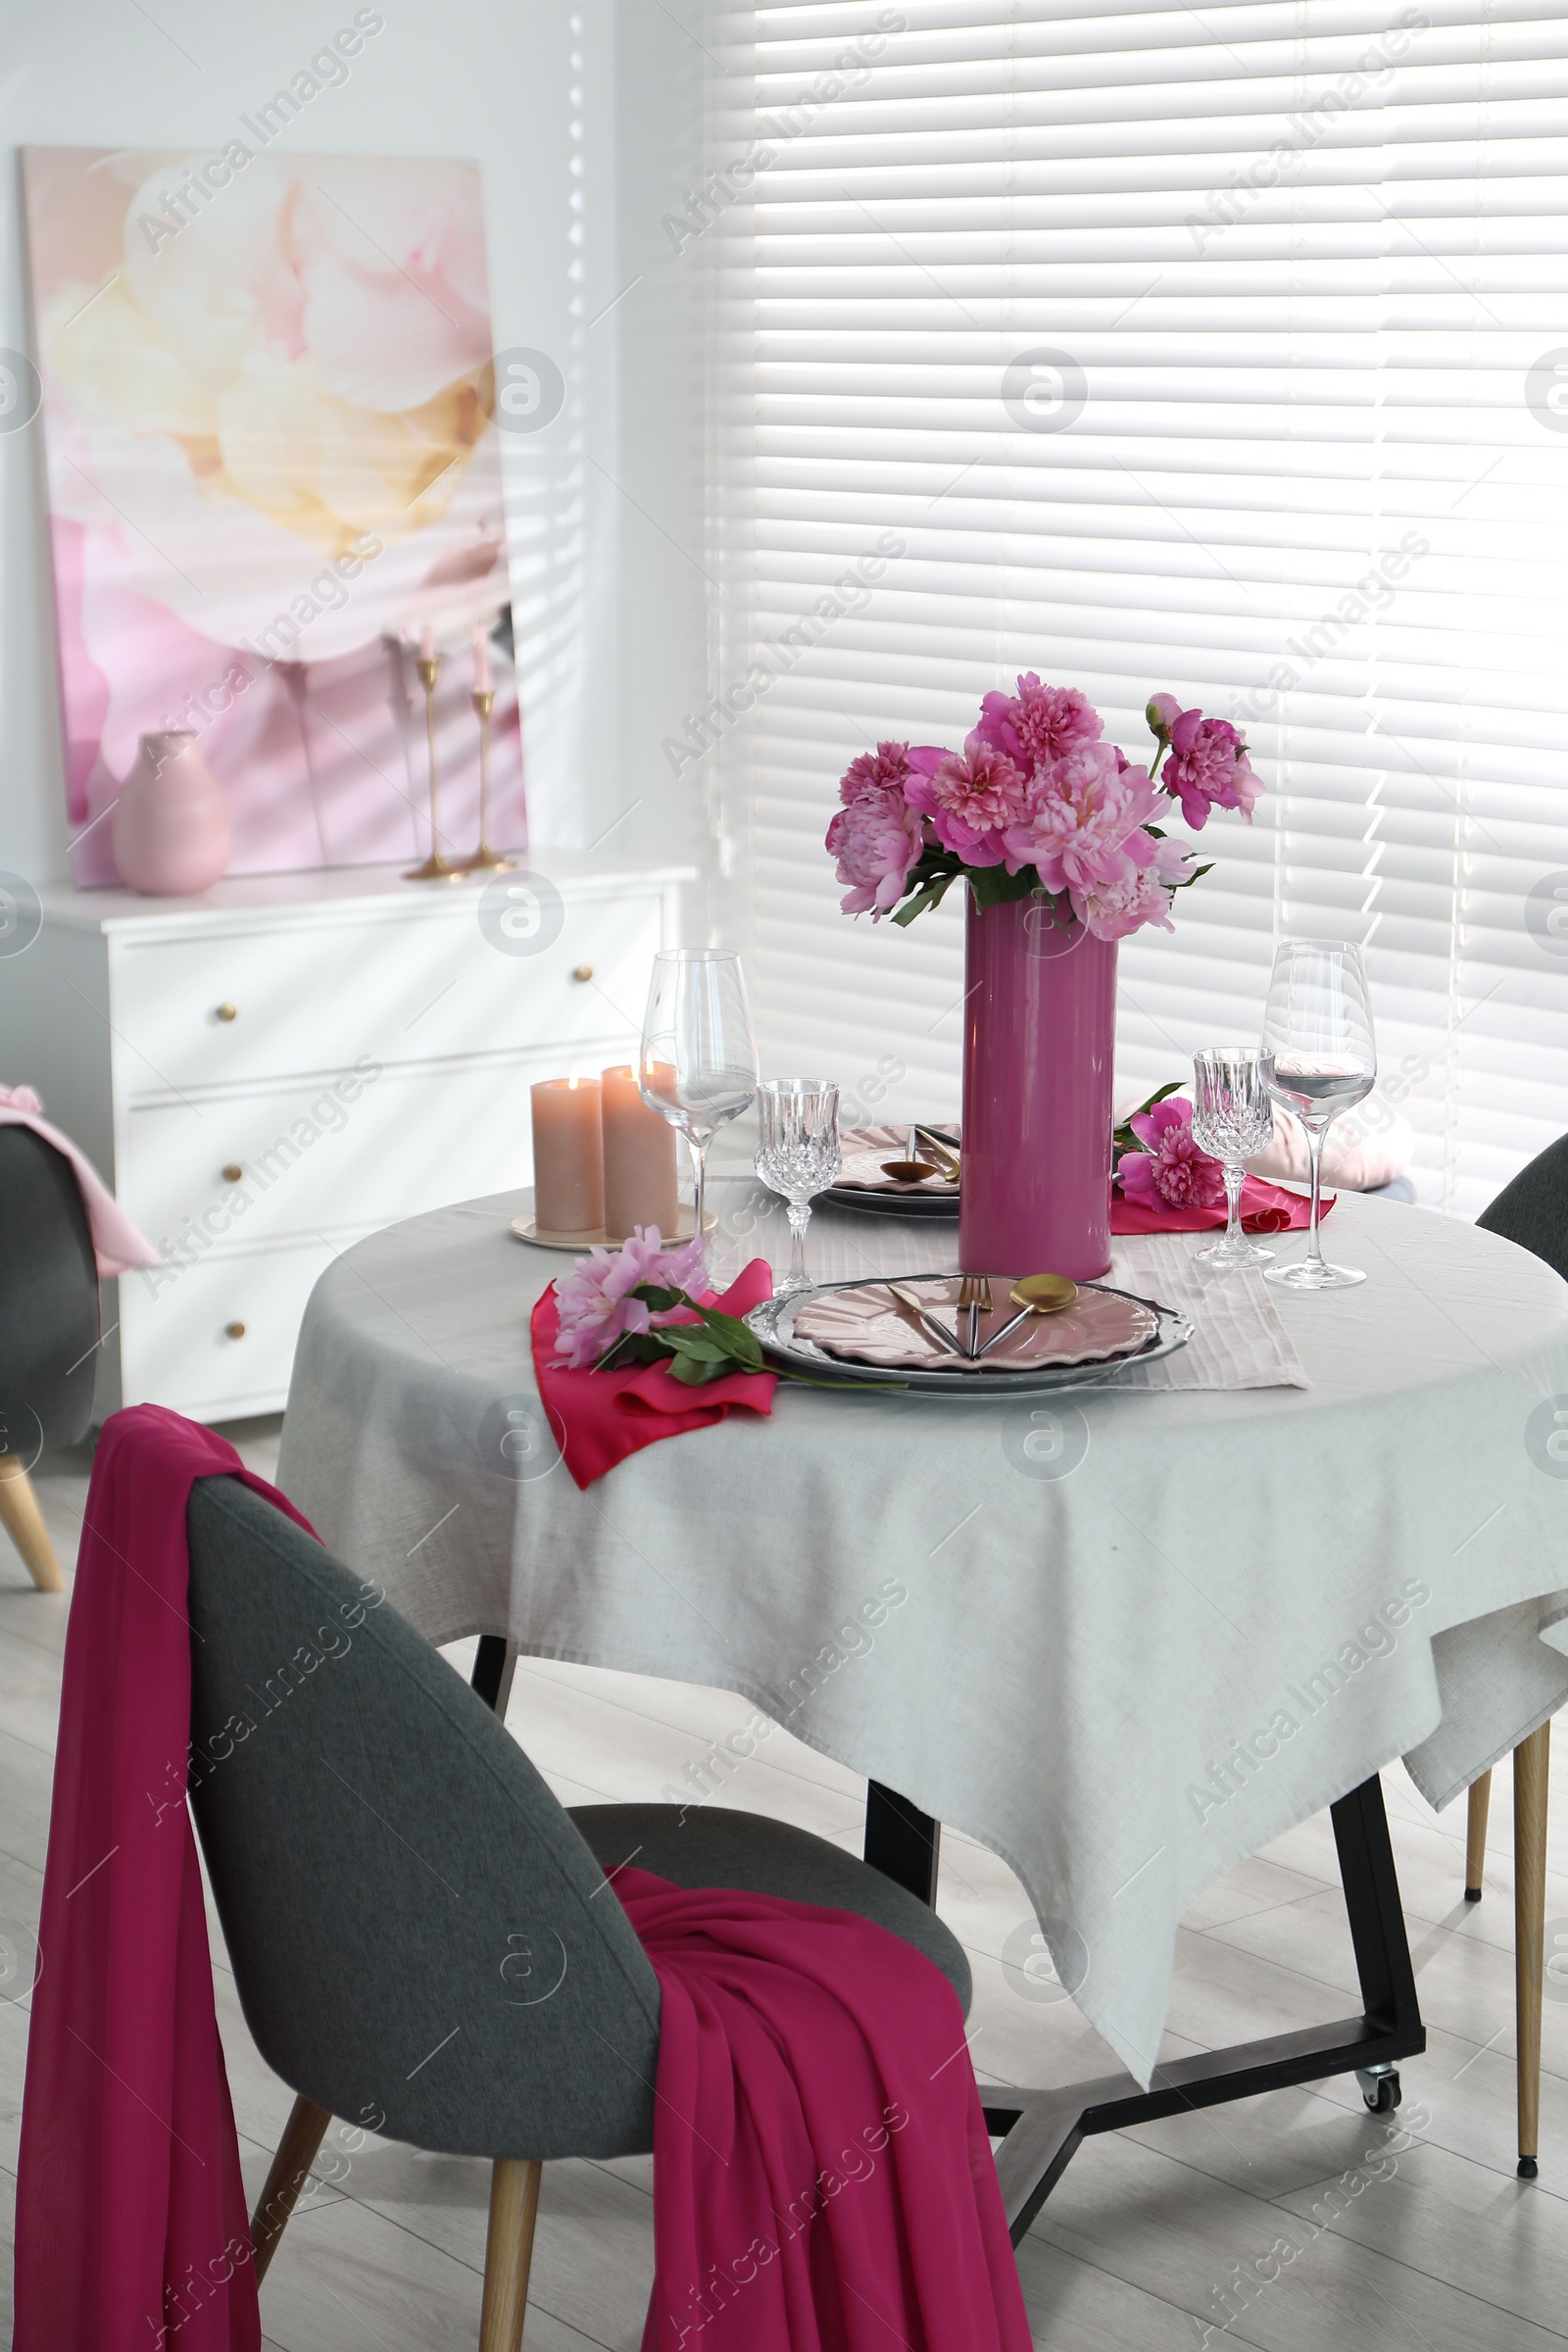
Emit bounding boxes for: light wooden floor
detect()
[5,1427,1568,2350]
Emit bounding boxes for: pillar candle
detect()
[601,1064,679,1241]
[530,1078,605,1233]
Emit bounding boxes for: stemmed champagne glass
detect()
[1191,1048,1277,1267]
[1261,941,1377,1291]
[755,1081,842,1296]
[638,951,759,1246]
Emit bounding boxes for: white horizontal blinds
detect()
[711,0,1568,1214]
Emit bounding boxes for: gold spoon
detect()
[913,1126,961,1179]
[976,1272,1080,1359]
[881,1126,945,1185]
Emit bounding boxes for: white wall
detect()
[0,0,712,890]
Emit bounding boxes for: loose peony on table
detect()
[277,1182,1568,2225]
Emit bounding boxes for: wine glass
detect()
[1191,1048,1277,1268]
[638,951,759,1246]
[1261,942,1377,1291]
[755,1081,842,1296]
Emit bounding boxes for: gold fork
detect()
[956,1273,993,1358]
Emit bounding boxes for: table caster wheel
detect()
[1519,2156,1539,2180]
[1356,2065,1400,2115]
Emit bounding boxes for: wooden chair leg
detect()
[0,1458,64,1592]
[250,2093,331,2282]
[1514,1724,1550,2179]
[478,2158,542,2352]
[1465,1768,1492,1900]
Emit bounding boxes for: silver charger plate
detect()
[745,1274,1193,1396]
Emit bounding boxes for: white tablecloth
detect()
[277,1184,1568,2086]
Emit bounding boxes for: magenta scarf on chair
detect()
[13,1404,316,2352]
[15,1404,1031,2352]
[618,1868,1033,2352]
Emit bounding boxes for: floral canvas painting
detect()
[22,146,523,885]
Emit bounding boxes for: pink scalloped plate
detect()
[792,1279,1158,1373]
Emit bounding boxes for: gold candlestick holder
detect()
[404,652,463,882]
[460,687,515,873]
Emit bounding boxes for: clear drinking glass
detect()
[1261,941,1377,1291]
[638,950,760,1245]
[755,1081,842,1296]
[1191,1048,1277,1267]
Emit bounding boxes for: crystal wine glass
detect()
[1191,1048,1277,1267]
[1261,941,1377,1291]
[755,1081,842,1296]
[638,951,760,1246]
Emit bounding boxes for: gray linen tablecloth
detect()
[277,1185,1568,2085]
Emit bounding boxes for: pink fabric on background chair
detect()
[0,1084,157,1274]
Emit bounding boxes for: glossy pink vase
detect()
[958,894,1117,1279]
[112,732,229,896]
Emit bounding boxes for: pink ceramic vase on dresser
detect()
[958,893,1117,1280]
[112,733,229,897]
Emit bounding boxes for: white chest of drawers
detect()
[0,857,689,1424]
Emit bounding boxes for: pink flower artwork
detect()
[22,147,525,885]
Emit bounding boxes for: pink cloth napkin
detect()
[1112,1172,1332,1238]
[13,1403,317,2352]
[618,1864,1032,2352]
[0,1083,158,1274]
[531,1258,778,1488]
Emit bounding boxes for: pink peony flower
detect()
[553,1226,707,1370]
[1002,741,1160,897]
[1151,702,1261,832]
[977,674,1103,770]
[1116,1098,1227,1211]
[826,741,927,916]
[905,729,1030,865]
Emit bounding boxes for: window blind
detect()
[705,0,1568,1214]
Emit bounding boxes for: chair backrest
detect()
[0,1124,99,1454]
[185,1476,661,2161]
[1477,1132,1568,1284]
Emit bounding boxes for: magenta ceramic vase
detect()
[112,732,229,897]
[958,892,1117,1279]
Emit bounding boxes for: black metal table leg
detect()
[470,1633,515,1716]
[864,1778,942,1904]
[862,1772,1425,2245]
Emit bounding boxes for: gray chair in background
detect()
[0,1123,101,1592]
[1461,1133,1568,2177]
[185,1475,970,2352]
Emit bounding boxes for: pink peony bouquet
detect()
[826,677,1261,940]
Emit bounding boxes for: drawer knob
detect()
[216,1001,238,1023]
[220,1163,244,1185]
[224,1321,246,1341]
[572,963,594,983]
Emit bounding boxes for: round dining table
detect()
[277,1178,1568,2216]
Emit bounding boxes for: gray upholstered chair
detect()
[0,1123,101,1592]
[1460,1133,1568,2175]
[185,1475,970,2352]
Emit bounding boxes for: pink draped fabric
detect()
[618,1868,1032,2352]
[0,1084,159,1275]
[13,1404,314,2352]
